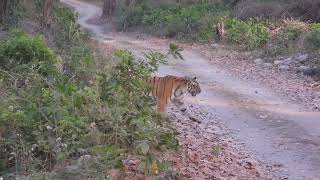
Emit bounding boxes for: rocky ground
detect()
[165,105,273,180]
[197,44,320,111]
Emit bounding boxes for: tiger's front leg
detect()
[172,87,188,112]
[172,94,200,123]
[172,93,187,112]
[157,98,167,112]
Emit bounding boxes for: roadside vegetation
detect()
[102,0,320,56]
[0,0,182,178]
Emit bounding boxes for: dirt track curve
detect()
[62,0,320,179]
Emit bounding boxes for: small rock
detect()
[274,60,283,66]
[89,122,97,129]
[123,158,141,166]
[136,142,150,155]
[77,155,97,165]
[281,58,294,65]
[278,65,290,71]
[296,65,310,72]
[262,63,273,68]
[303,67,320,76]
[189,115,201,123]
[77,148,88,156]
[272,163,285,168]
[64,165,81,174]
[211,43,220,49]
[244,158,258,169]
[137,161,147,173]
[78,155,92,162]
[259,114,268,119]
[254,59,264,65]
[295,54,308,63]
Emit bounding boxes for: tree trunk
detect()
[43,0,53,28]
[102,0,116,18]
[216,21,225,42]
[0,0,8,23]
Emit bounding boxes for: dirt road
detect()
[62,0,320,179]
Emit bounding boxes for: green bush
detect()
[116,5,147,30]
[52,5,85,50]
[145,4,229,41]
[225,18,270,50]
[280,25,304,42]
[52,4,95,84]
[0,31,56,74]
[116,3,229,42]
[0,29,181,178]
[263,24,305,57]
[0,1,182,177]
[0,35,91,173]
[0,29,95,173]
[0,38,179,176]
[306,23,320,51]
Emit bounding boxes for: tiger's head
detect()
[186,76,201,97]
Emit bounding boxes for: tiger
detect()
[145,75,201,112]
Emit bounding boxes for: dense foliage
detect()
[0,31,56,74]
[0,2,181,178]
[116,2,229,42]
[306,23,320,51]
[225,18,269,50]
[114,0,320,53]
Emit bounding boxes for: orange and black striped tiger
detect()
[145,75,201,112]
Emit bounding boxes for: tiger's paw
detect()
[158,112,170,122]
[180,108,187,112]
[189,115,201,123]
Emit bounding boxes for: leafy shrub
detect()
[0,35,91,173]
[279,25,304,42]
[225,18,270,50]
[0,3,181,177]
[305,23,320,51]
[116,5,148,30]
[0,31,56,74]
[98,44,183,146]
[52,5,84,50]
[264,24,305,57]
[98,50,161,145]
[0,38,179,176]
[116,3,229,41]
[263,22,320,57]
[52,4,95,84]
[147,4,228,41]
